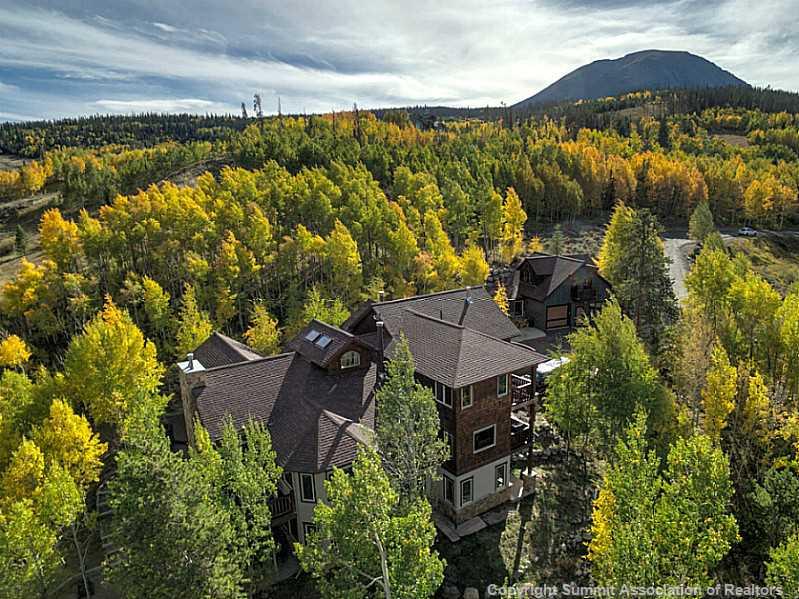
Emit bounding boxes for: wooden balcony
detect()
[269,493,295,519]
[511,374,534,409]
[510,414,530,450]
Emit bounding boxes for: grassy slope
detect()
[727,233,799,294]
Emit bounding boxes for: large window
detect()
[435,381,453,407]
[460,385,473,409]
[473,425,496,453]
[495,462,507,490]
[299,473,316,503]
[497,374,509,397]
[340,350,361,369]
[460,477,474,507]
[443,475,455,504]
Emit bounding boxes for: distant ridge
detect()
[513,50,748,108]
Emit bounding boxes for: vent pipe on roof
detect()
[376,321,385,381]
[458,287,473,325]
[187,352,194,370]
[378,290,386,302]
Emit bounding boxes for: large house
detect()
[494,253,611,332]
[178,287,547,546]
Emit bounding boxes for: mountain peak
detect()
[514,50,748,108]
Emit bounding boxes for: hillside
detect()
[514,50,748,108]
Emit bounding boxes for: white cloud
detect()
[0,0,796,120]
[94,98,229,113]
[152,22,178,33]
[0,81,19,94]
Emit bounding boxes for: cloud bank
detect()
[0,0,796,121]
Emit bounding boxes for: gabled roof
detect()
[191,353,377,472]
[193,332,263,368]
[345,287,520,341]
[502,253,607,301]
[286,320,367,368]
[388,309,548,388]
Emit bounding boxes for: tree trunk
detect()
[71,522,92,599]
[375,534,392,599]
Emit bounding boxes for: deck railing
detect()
[511,374,534,409]
[269,493,295,518]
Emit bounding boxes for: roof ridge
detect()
[403,307,465,329]
[308,319,356,338]
[211,331,262,355]
[374,285,483,307]
[201,351,296,373]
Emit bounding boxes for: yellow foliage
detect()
[494,283,510,316]
[0,335,31,368]
[32,399,107,488]
[2,438,45,502]
[701,344,737,442]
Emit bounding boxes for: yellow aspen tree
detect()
[494,283,510,316]
[702,344,737,443]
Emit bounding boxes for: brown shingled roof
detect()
[286,320,368,368]
[388,309,548,388]
[193,332,263,368]
[191,353,377,472]
[345,286,520,341]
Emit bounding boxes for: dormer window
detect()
[305,329,321,342]
[340,350,361,369]
[315,335,332,348]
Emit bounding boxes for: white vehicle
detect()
[738,226,757,237]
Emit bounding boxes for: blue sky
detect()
[0,0,797,122]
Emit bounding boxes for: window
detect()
[512,300,525,317]
[495,462,507,490]
[460,477,474,506]
[303,522,317,539]
[443,475,455,504]
[460,385,473,409]
[497,374,509,397]
[304,329,321,342]
[315,334,332,348]
[299,473,316,503]
[473,425,496,453]
[435,381,453,407]
[340,350,361,369]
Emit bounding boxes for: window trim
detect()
[473,424,496,454]
[302,522,317,540]
[443,474,455,504]
[299,473,316,503]
[460,385,473,409]
[435,381,453,408]
[460,477,474,507]
[495,462,507,490]
[497,373,509,398]
[340,350,361,369]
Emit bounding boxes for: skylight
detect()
[305,329,321,342]
[315,335,332,348]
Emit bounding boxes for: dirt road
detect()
[662,237,693,300]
